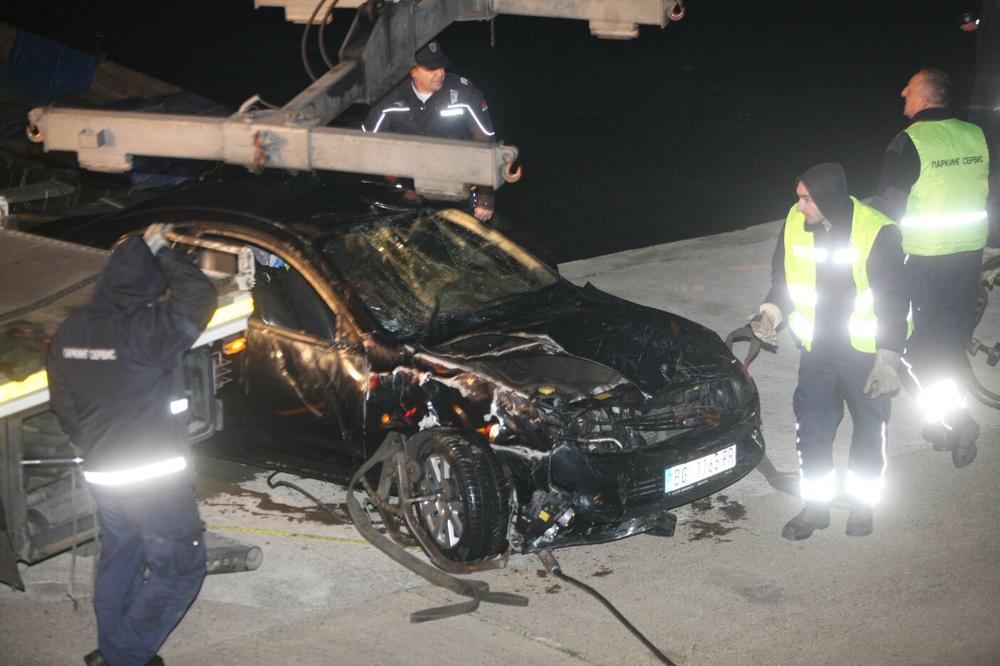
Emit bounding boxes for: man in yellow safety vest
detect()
[752,163,909,540]
[873,68,989,468]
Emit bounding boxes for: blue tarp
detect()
[0,30,97,103]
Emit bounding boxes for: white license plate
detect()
[664,445,737,493]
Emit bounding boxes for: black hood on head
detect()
[93,235,167,312]
[797,162,852,226]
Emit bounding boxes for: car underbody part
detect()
[724,324,799,496]
[344,432,527,622]
[967,254,1000,409]
[537,548,677,666]
[204,532,264,575]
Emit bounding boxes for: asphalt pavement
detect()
[2,220,998,665]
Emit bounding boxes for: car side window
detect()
[285,268,337,340]
[252,266,303,331]
[247,247,336,340]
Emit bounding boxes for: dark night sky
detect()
[0,1,977,261]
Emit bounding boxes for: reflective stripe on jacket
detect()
[784,198,904,353]
[902,119,989,255]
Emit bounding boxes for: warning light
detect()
[223,336,248,355]
[380,413,391,425]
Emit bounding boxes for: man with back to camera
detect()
[872,68,989,467]
[46,224,216,665]
[362,40,498,223]
[751,163,909,540]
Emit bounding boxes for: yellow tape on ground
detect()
[205,524,420,549]
[205,524,371,545]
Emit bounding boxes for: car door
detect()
[202,237,371,477]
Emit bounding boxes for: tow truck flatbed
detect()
[0,228,253,420]
[0,228,254,589]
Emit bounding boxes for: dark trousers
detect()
[89,472,206,666]
[903,250,983,393]
[793,345,890,487]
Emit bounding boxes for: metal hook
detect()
[502,158,522,183]
[669,0,686,20]
[26,122,42,143]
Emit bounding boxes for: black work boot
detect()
[84,649,163,665]
[947,414,980,468]
[952,439,978,468]
[84,650,109,666]
[781,502,831,541]
[846,504,874,537]
[922,423,950,451]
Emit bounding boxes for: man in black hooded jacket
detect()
[751,164,909,540]
[47,224,216,665]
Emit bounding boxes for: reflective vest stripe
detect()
[362,107,411,133]
[783,198,906,353]
[903,119,989,255]
[84,456,187,486]
[799,469,836,502]
[439,104,495,136]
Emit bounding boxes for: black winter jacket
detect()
[46,236,216,472]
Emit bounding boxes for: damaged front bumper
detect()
[501,417,764,553]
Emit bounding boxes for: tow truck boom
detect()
[25,0,685,199]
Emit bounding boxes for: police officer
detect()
[362,40,497,222]
[873,68,989,467]
[47,224,216,665]
[752,163,909,540]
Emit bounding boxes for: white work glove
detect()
[142,223,173,256]
[750,303,782,346]
[864,349,902,398]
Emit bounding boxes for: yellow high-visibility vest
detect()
[784,198,905,352]
[902,119,989,256]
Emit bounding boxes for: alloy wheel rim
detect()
[418,453,466,548]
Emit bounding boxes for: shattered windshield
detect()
[322,209,559,338]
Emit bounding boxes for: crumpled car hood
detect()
[428,291,731,397]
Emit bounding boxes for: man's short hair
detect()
[919,67,952,107]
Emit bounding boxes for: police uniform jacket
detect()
[362,72,495,142]
[47,236,216,473]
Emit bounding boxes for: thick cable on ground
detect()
[537,549,678,666]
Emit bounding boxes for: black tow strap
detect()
[344,434,528,623]
[725,324,799,496]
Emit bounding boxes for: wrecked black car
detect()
[40,175,765,563]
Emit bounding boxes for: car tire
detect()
[413,431,510,562]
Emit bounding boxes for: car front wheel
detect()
[414,431,510,562]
